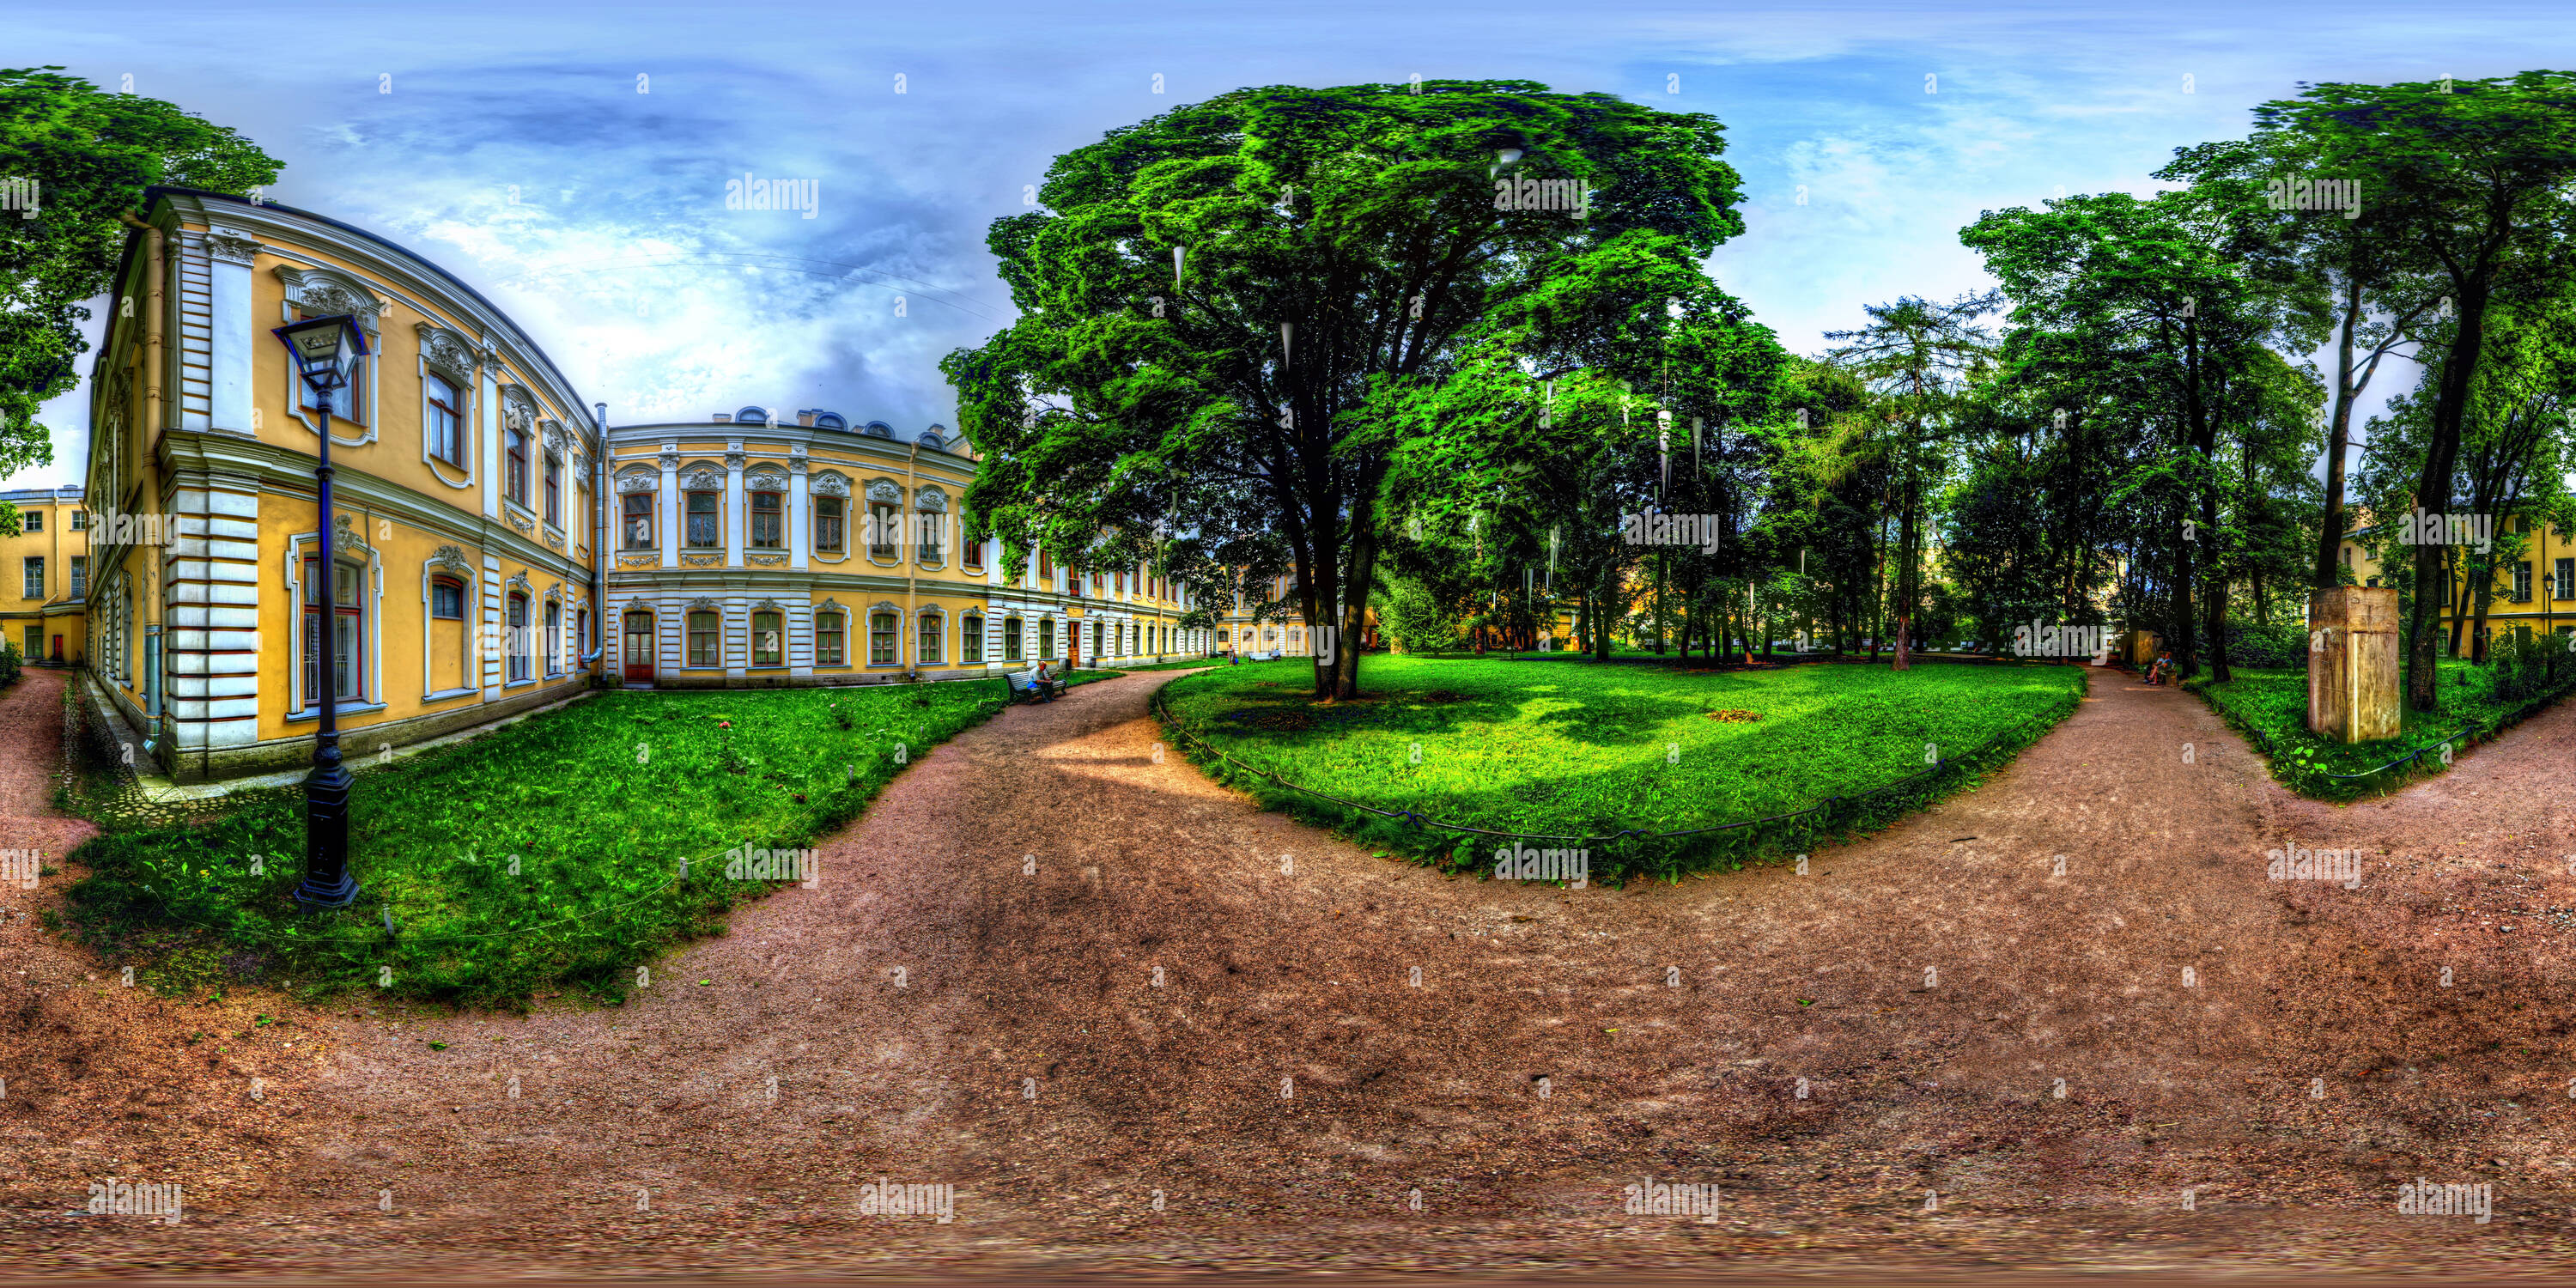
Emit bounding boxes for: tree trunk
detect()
[2409,288,2491,713]
[2312,274,2366,588]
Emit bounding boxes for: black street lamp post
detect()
[271,314,370,909]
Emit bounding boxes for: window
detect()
[1089,620,1102,658]
[816,497,844,553]
[427,374,464,465]
[751,491,782,548]
[1002,616,1023,662]
[69,556,85,598]
[544,453,562,526]
[431,578,465,619]
[817,611,846,665]
[964,535,983,573]
[544,600,562,675]
[21,510,39,532]
[918,510,944,562]
[868,502,898,558]
[919,613,943,664]
[302,557,364,703]
[686,491,720,547]
[687,611,720,666]
[623,491,654,549]
[870,611,898,665]
[2558,557,2574,601]
[963,613,983,663]
[1038,550,1052,582]
[295,309,368,422]
[70,510,86,532]
[2512,562,2533,604]
[576,608,589,662]
[507,428,530,507]
[506,593,532,682]
[752,610,783,666]
[21,557,40,599]
[1038,618,1055,659]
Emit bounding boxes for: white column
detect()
[203,231,257,434]
[479,355,502,519]
[726,443,744,566]
[659,446,678,569]
[789,468,810,571]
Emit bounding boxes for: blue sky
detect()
[18,0,2573,488]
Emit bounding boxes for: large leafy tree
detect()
[0,67,282,480]
[2249,72,2576,711]
[943,80,1763,698]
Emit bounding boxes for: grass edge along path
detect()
[1153,659,2087,884]
[2187,662,2576,801]
[58,670,1117,1009]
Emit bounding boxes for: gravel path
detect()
[9,663,2576,1277]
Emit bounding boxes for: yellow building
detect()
[2336,513,2576,649]
[81,189,1245,781]
[83,188,598,781]
[1,485,89,665]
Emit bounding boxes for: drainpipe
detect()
[117,210,167,750]
[584,402,607,677]
[904,440,920,681]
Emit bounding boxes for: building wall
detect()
[2339,518,2576,646]
[0,488,89,665]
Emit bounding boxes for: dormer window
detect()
[814,412,848,432]
[863,420,895,439]
[736,405,770,427]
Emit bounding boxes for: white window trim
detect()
[284,530,386,714]
[421,551,477,699]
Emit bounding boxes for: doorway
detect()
[623,611,655,683]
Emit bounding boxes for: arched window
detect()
[869,611,898,665]
[1001,615,1023,662]
[544,600,562,676]
[814,412,848,432]
[687,610,720,666]
[623,490,654,549]
[507,428,530,506]
[863,420,895,439]
[816,611,846,665]
[685,489,720,547]
[736,405,769,426]
[506,592,531,682]
[750,489,782,549]
[919,430,945,451]
[426,374,464,465]
[1037,618,1055,659]
[918,612,943,665]
[815,496,844,553]
[751,609,783,666]
[961,612,983,664]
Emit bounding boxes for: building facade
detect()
[80,191,1279,781]
[0,485,88,665]
[83,189,598,782]
[2339,518,2576,649]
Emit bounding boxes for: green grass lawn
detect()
[1155,656,2087,881]
[1110,658,1228,671]
[2189,657,2576,799]
[64,671,1114,1008]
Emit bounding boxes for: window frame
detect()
[751,609,784,667]
[816,611,846,666]
[685,491,721,548]
[918,611,943,665]
[505,592,532,683]
[506,428,531,507]
[430,576,465,620]
[427,373,465,466]
[623,490,655,550]
[301,555,367,706]
[544,452,563,527]
[687,610,721,667]
[869,611,898,665]
[1002,616,1023,662]
[962,613,983,664]
[750,489,784,550]
[816,496,845,553]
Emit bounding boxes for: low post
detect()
[2307,586,2400,744]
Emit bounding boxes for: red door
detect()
[50,635,62,663]
[622,611,654,683]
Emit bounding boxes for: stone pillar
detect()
[658,443,679,569]
[789,448,810,571]
[2308,586,2400,743]
[725,441,745,567]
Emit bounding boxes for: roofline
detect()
[141,185,595,434]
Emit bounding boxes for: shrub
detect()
[0,641,22,687]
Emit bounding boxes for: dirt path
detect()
[9,665,2576,1276]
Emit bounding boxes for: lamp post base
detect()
[296,761,360,908]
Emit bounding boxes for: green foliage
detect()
[1376,574,1465,653]
[64,682,1030,1008]
[0,640,20,688]
[0,66,283,467]
[1157,655,2084,881]
[2190,653,2576,799]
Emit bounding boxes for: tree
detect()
[943,80,1765,699]
[0,66,282,477]
[2250,72,2576,711]
[1820,292,1997,669]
